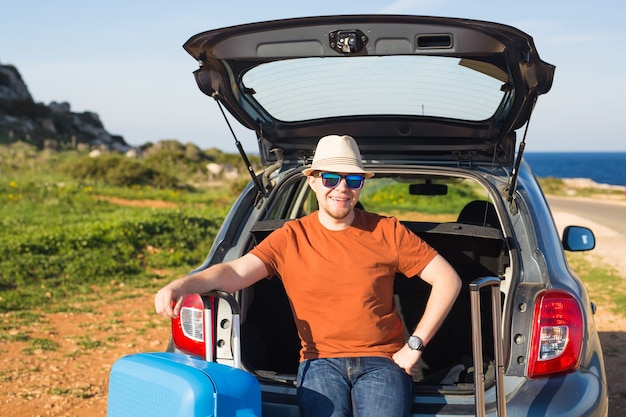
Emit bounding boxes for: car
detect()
[167,15,607,416]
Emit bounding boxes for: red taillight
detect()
[528,290,584,378]
[171,294,213,358]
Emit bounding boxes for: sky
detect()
[1,0,625,153]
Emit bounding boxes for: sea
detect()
[524,152,626,187]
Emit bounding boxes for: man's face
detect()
[307,172,364,220]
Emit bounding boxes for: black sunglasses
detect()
[317,172,365,190]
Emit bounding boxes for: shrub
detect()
[538,177,566,195]
[62,154,179,188]
[0,143,239,311]
[149,139,185,153]
[0,204,225,311]
[184,143,203,162]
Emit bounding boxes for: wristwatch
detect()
[407,335,425,351]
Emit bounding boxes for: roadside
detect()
[551,207,626,416]
[0,202,623,416]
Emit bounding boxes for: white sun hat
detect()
[302,135,375,178]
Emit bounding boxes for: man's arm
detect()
[154,253,269,318]
[392,254,461,374]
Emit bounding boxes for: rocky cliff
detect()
[0,61,129,151]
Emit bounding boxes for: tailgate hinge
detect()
[453,151,477,167]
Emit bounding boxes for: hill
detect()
[0,60,128,151]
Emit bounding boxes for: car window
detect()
[358,176,492,223]
[266,176,314,220]
[267,174,496,226]
[242,56,508,123]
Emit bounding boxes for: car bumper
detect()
[259,367,608,417]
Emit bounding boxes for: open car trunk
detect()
[238,172,510,393]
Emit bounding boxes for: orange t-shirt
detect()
[250,209,438,361]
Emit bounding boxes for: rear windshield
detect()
[242,56,508,123]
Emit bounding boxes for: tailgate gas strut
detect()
[507,132,527,204]
[507,99,536,204]
[212,92,266,198]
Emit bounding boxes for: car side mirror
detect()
[562,226,595,252]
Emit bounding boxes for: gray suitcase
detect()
[470,276,507,417]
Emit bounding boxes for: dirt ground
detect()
[1,206,624,416]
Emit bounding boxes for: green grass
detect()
[0,198,228,312]
[0,142,239,312]
[47,387,72,396]
[567,253,626,316]
[23,338,60,354]
[47,385,96,398]
[0,331,30,343]
[538,176,625,197]
[0,311,45,340]
[75,336,104,350]
[360,178,486,215]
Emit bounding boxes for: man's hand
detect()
[392,344,421,375]
[153,254,268,319]
[154,284,183,318]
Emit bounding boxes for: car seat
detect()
[457,200,499,228]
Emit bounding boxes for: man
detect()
[155,134,461,417]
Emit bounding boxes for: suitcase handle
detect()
[469,277,506,417]
[201,291,242,369]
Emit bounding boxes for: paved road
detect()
[546,196,626,235]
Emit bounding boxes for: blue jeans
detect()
[296,357,413,417]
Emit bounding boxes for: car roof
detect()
[183,15,554,167]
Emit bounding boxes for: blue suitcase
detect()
[107,352,261,417]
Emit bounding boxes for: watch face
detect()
[409,336,422,350]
